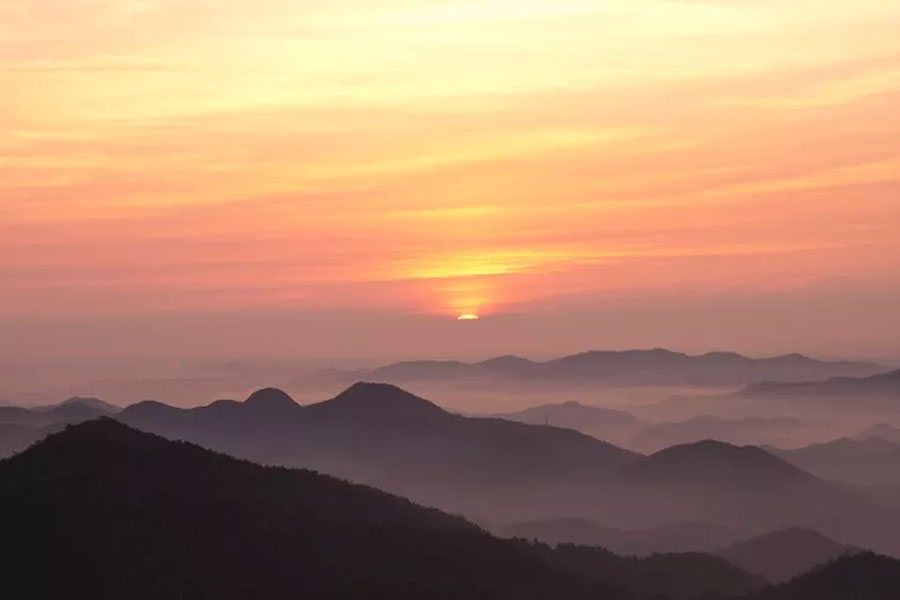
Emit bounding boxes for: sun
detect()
[457,313,480,321]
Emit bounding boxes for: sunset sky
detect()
[3,0,899,362]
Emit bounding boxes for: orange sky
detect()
[2,0,899,361]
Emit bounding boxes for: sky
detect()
[2,0,900,363]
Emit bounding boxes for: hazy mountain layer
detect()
[720,527,859,582]
[337,349,884,388]
[0,419,770,600]
[112,383,900,555]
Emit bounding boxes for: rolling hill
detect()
[118,382,642,517]
[0,419,771,600]
[115,384,900,555]
[627,416,813,453]
[767,436,900,487]
[720,527,859,582]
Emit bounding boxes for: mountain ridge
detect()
[351,349,884,387]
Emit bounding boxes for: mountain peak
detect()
[623,439,811,485]
[22,417,169,458]
[243,388,297,410]
[325,382,445,418]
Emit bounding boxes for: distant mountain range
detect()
[0,396,119,457]
[0,396,118,428]
[743,368,900,399]
[768,436,900,487]
[862,423,900,443]
[492,401,647,445]
[327,349,884,387]
[661,368,900,420]
[4,419,897,599]
[627,416,814,454]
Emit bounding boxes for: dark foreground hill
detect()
[747,553,900,600]
[0,419,605,600]
[494,518,742,556]
[0,419,773,600]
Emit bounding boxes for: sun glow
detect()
[457,314,480,321]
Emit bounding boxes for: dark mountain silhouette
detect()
[493,518,742,556]
[532,543,765,600]
[356,349,882,387]
[720,527,860,582]
[0,419,774,600]
[628,416,812,454]
[119,383,642,517]
[747,552,900,600]
[492,401,646,445]
[768,436,900,487]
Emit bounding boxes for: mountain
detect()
[0,396,120,457]
[665,368,900,421]
[0,397,117,427]
[861,423,900,443]
[532,543,765,600]
[119,383,642,517]
[34,396,121,413]
[0,419,598,599]
[720,527,860,582]
[602,440,900,556]
[621,440,812,486]
[743,369,900,401]
[493,518,742,556]
[0,419,773,600]
[492,401,646,445]
[747,552,900,600]
[117,385,900,555]
[627,416,813,454]
[357,349,883,387]
[768,436,900,487]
